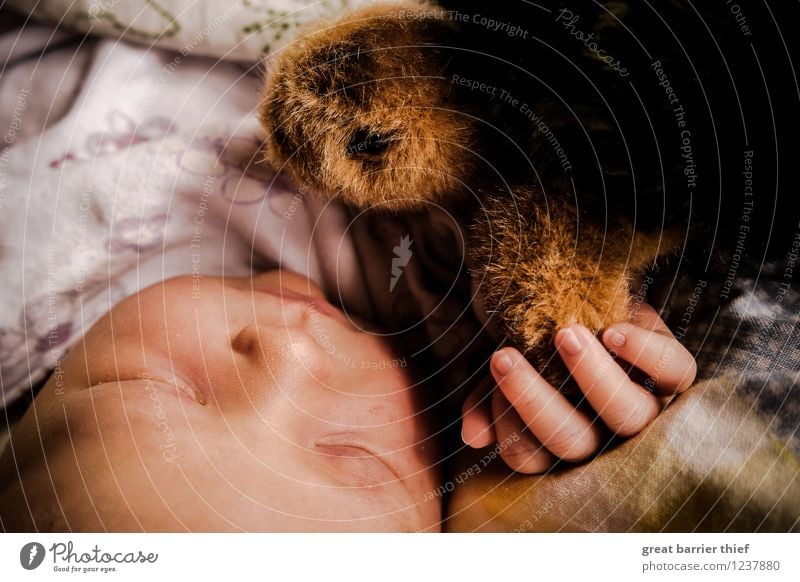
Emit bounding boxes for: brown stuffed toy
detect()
[259,0,794,389]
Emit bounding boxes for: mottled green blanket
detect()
[445,273,800,532]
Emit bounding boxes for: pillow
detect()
[8,0,383,61]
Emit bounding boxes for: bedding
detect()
[447,281,800,532]
[6,0,381,62]
[2,6,798,533]
[446,275,800,532]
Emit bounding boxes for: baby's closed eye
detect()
[315,440,402,490]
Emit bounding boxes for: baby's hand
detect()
[461,303,697,473]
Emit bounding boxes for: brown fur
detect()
[469,187,680,388]
[259,3,682,389]
[260,3,476,211]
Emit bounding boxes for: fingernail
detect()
[557,327,582,356]
[604,328,627,348]
[493,351,514,376]
[461,427,469,444]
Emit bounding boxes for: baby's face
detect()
[0,272,440,531]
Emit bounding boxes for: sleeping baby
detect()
[0,35,696,532]
[0,264,695,531]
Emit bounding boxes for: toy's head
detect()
[260,4,477,211]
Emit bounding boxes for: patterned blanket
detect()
[445,271,800,532]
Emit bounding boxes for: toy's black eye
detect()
[346,129,393,157]
[271,124,295,154]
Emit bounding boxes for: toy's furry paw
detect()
[469,187,679,391]
[260,3,476,211]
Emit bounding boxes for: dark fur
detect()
[260,1,799,389]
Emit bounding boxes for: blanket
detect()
[445,273,800,532]
[6,0,381,62]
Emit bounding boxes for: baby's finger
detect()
[461,377,496,448]
[556,326,661,437]
[602,324,697,394]
[491,389,556,474]
[491,349,602,462]
[630,302,673,336]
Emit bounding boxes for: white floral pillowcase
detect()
[8,0,383,61]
